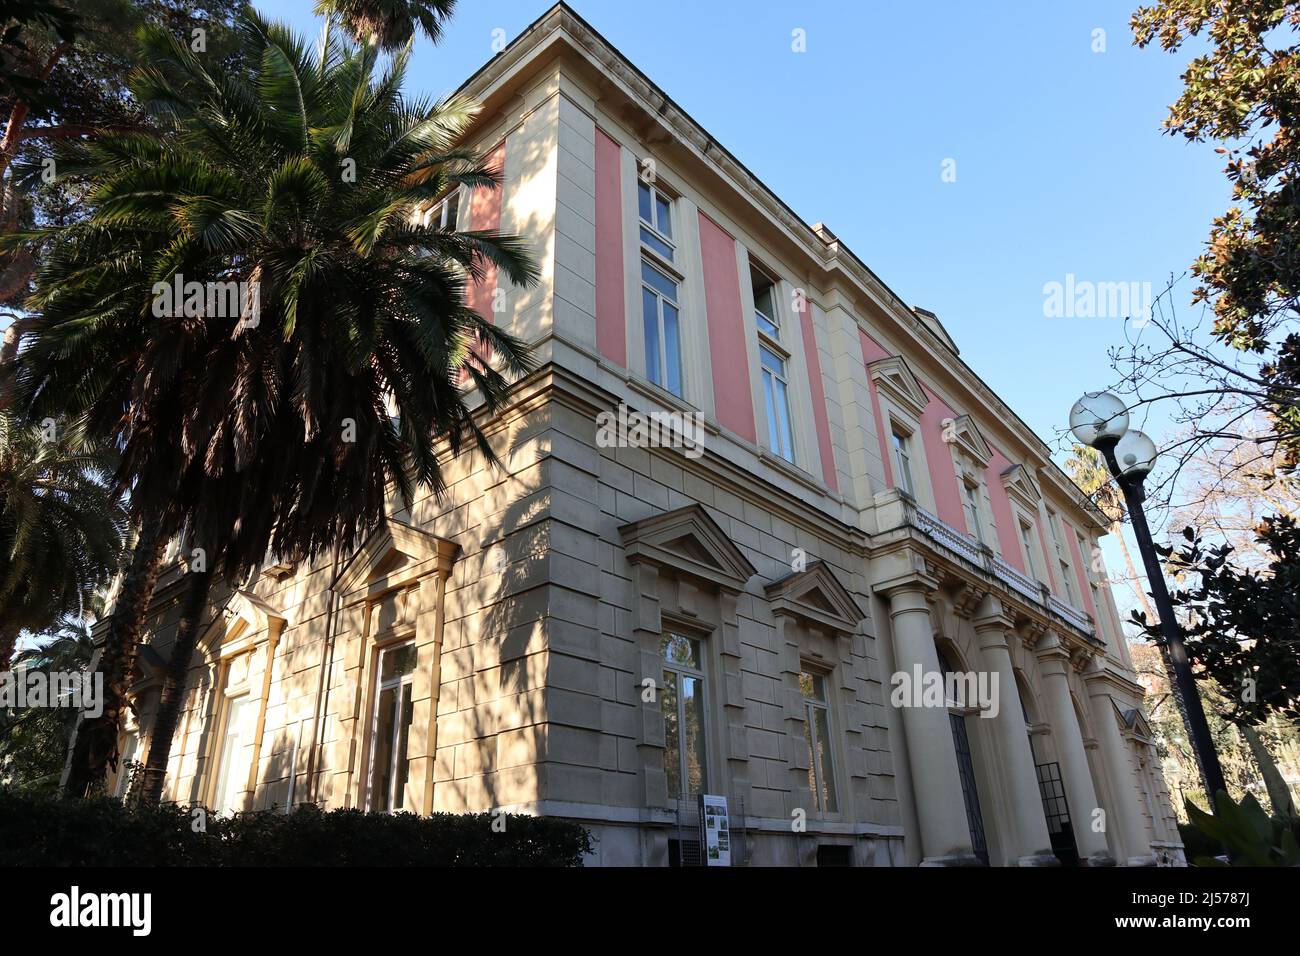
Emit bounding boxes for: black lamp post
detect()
[1069,391,1227,809]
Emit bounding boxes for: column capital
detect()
[874,571,940,606]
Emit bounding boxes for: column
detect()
[885,583,980,866]
[973,612,1058,866]
[1086,675,1156,866]
[1035,633,1115,866]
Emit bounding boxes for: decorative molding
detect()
[1001,462,1043,509]
[764,560,865,634]
[618,504,757,593]
[945,413,992,467]
[332,518,461,596]
[867,355,929,420]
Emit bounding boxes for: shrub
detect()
[0,790,592,866]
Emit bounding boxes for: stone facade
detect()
[97,3,1183,867]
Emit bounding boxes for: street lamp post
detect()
[1069,392,1227,809]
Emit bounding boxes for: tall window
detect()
[752,263,794,463]
[761,346,794,462]
[660,632,707,798]
[891,428,915,496]
[1019,520,1040,581]
[211,651,254,815]
[638,180,675,261]
[641,261,683,397]
[367,642,417,812]
[800,669,838,812]
[963,482,984,544]
[212,695,254,815]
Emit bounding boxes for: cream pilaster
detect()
[883,579,979,866]
[972,607,1057,866]
[1085,673,1156,866]
[1035,633,1114,865]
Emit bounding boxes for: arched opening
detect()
[935,644,988,864]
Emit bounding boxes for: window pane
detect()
[682,674,706,794]
[800,671,825,701]
[773,377,793,460]
[640,225,674,261]
[655,195,672,239]
[214,696,252,815]
[662,303,682,397]
[641,261,677,300]
[643,288,661,386]
[804,713,819,802]
[760,345,785,375]
[661,670,681,796]
[753,283,776,323]
[369,685,398,811]
[756,311,779,338]
[380,643,417,682]
[638,181,652,223]
[814,707,837,812]
[661,633,700,668]
[392,684,414,810]
[763,371,779,451]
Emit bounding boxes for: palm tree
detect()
[12,12,536,805]
[0,410,124,669]
[315,0,455,51]
[1065,443,1156,623]
[0,605,97,791]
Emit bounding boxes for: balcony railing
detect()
[907,501,1097,640]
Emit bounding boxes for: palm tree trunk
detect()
[1112,521,1157,623]
[1241,723,1296,817]
[62,521,166,797]
[137,564,213,806]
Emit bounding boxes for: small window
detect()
[641,260,683,397]
[660,632,707,798]
[891,428,915,496]
[115,730,139,800]
[367,642,417,812]
[638,180,675,261]
[1060,558,1077,603]
[422,189,460,230]
[760,344,794,463]
[963,482,984,544]
[751,264,780,339]
[799,669,837,813]
[1019,520,1039,581]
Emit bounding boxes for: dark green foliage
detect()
[0,789,592,866]
[1182,791,1300,866]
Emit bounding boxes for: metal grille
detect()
[949,712,989,864]
[1036,761,1079,866]
[669,838,702,867]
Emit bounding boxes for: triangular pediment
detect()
[1115,701,1154,741]
[1001,463,1043,508]
[948,414,992,466]
[618,504,757,593]
[867,355,929,418]
[333,518,461,595]
[764,561,865,633]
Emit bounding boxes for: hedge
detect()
[0,789,592,866]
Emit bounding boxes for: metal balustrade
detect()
[905,500,1096,639]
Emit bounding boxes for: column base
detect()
[919,853,985,867]
[1081,852,1117,867]
[1123,854,1157,867]
[1015,852,1062,867]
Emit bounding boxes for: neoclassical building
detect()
[95,3,1183,866]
